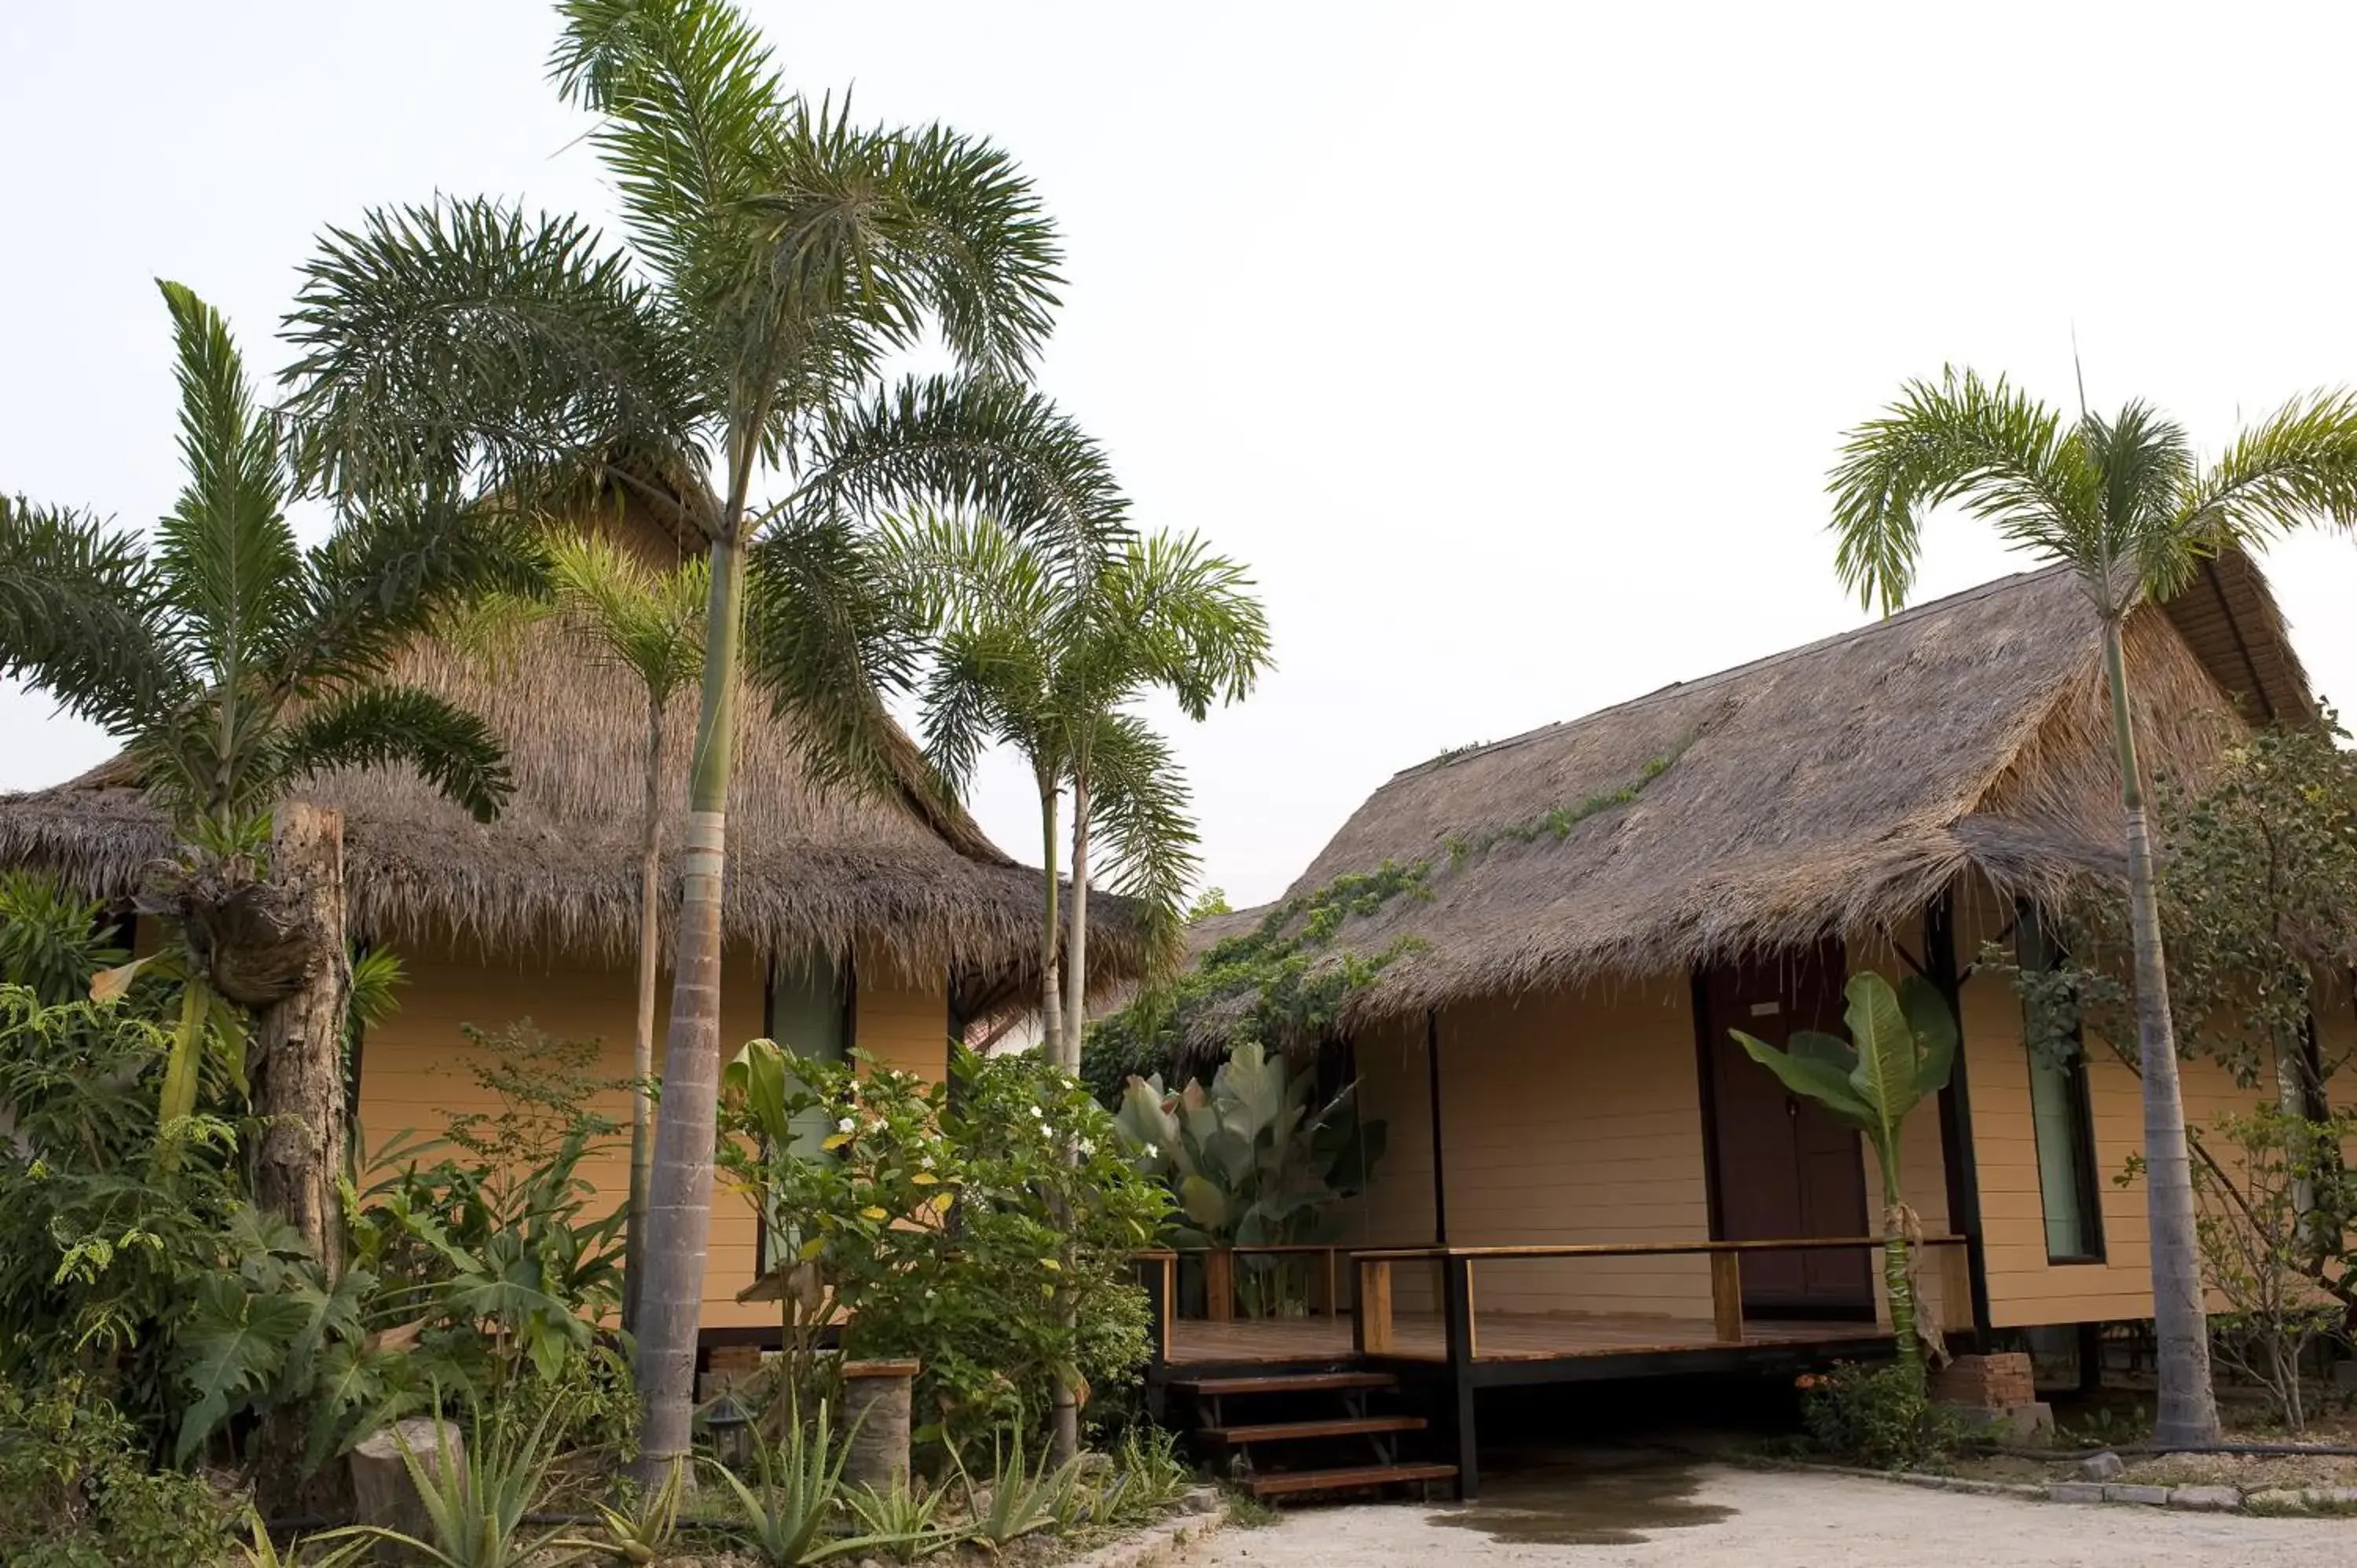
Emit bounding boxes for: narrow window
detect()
[2018,906,2106,1264]
[757,949,851,1272]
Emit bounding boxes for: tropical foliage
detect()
[1731,972,1956,1375]
[885,513,1271,1067]
[278,0,1129,1464]
[717,1042,1168,1452]
[1828,366,2357,1443]
[1113,1042,1385,1318]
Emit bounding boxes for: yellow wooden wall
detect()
[356,937,950,1334]
[1343,966,1953,1327]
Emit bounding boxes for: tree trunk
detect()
[2102,617,2221,1445]
[251,802,350,1280]
[624,702,667,1338]
[634,526,748,1478]
[1050,769,1093,1464]
[1037,778,1062,1066]
[1061,770,1091,1068]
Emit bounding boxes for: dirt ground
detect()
[1180,1457,2357,1567]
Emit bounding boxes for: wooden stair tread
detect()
[1201,1416,1428,1443]
[1246,1463,1458,1498]
[1167,1371,1396,1397]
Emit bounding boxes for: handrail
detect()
[1351,1234,1968,1262]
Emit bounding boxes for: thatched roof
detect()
[0,580,1137,1011]
[1215,551,2309,1028]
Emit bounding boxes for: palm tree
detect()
[277,0,1122,1470]
[544,529,706,1335]
[0,280,519,1272]
[888,513,1270,1460]
[1827,365,2357,1445]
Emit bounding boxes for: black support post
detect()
[1926,888,1993,1339]
[1426,1009,1450,1246]
[1442,1253,1478,1500]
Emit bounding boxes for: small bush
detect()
[0,1378,230,1568]
[1797,1361,1965,1471]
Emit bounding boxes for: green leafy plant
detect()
[1731,973,1956,1376]
[234,1515,371,1568]
[845,1475,958,1563]
[703,1402,887,1566]
[1113,1041,1384,1317]
[1796,1361,1965,1471]
[0,1377,232,1568]
[954,1429,1079,1555]
[0,873,126,1006]
[1102,1426,1194,1523]
[344,1401,578,1568]
[718,1042,1167,1453]
[563,1458,687,1566]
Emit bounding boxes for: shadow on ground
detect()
[1433,1447,1733,1546]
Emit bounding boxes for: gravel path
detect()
[1186,1462,2356,1566]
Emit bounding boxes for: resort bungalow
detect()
[0,516,1134,1343]
[1152,551,2325,1497]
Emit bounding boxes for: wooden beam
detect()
[1425,1009,1449,1246]
[1354,1259,1395,1355]
[1204,1248,1234,1324]
[1710,1252,1744,1344]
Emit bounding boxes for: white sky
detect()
[7,2,2357,911]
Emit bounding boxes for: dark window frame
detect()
[752,947,857,1279]
[2017,903,2108,1266]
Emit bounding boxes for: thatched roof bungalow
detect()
[1150,552,2331,1433]
[0,514,1138,1339]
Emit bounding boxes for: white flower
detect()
[836,1116,856,1134]
[1078,1138,1096,1156]
[918,1152,936,1170]
[1144,1142,1160,1160]
[1029,1105,1044,1119]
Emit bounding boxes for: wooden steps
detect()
[1165,1371,1394,1398]
[1244,1462,1459,1499]
[1200,1415,1426,1443]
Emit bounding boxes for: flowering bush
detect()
[718,1042,1170,1453]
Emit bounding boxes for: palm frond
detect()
[152,280,306,687]
[1084,712,1198,978]
[741,511,925,800]
[273,494,545,701]
[269,684,513,822]
[0,496,179,731]
[788,375,1131,564]
[2078,398,2201,604]
[1099,530,1272,717]
[548,0,783,296]
[1828,367,2095,614]
[544,527,708,702]
[281,198,699,507]
[2181,387,2357,548]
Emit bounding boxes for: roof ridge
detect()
[1395,562,2073,781]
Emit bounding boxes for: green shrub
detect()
[1797,1361,1965,1471]
[0,1378,230,1568]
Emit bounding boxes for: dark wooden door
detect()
[1699,940,1874,1316]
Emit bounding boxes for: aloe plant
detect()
[952,1429,1084,1554]
[341,1402,580,1568]
[703,1401,893,1566]
[1730,971,1958,1376]
[1113,1042,1384,1313]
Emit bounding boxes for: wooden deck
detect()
[1166,1310,1890,1367]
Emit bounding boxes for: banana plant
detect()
[1112,1042,1384,1315]
[1730,970,1957,1376]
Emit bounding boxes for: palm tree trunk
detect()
[2101,616,2221,1445]
[624,701,666,1338]
[1038,776,1062,1065]
[1878,1165,1919,1380]
[1050,768,1091,1464]
[250,801,350,1280]
[634,522,750,1478]
[1061,768,1091,1067]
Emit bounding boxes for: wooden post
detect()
[1710,1251,1744,1344]
[1939,1243,1974,1333]
[1138,1256,1172,1368]
[1354,1259,1395,1355]
[1442,1254,1478,1500]
[1325,1247,1340,1319]
[1204,1248,1234,1324]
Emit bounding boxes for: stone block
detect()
[2103,1484,2171,1507]
[2167,1486,2242,1512]
[2048,1482,2106,1504]
[2077,1450,2124,1481]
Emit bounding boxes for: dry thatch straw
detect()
[1211,551,2308,1031]
[0,589,1141,1012]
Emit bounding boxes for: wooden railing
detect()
[1350,1235,1974,1359]
[1134,1244,1352,1361]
